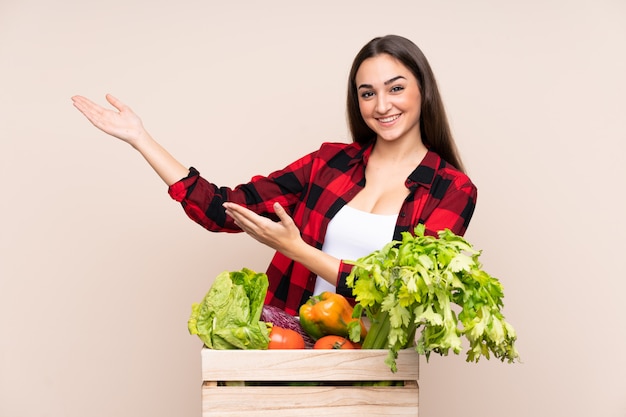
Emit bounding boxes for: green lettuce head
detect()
[188,268,270,350]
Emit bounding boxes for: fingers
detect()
[72,95,108,119]
[223,202,291,227]
[71,95,105,126]
[223,202,275,234]
[105,94,128,112]
[71,95,95,113]
[273,202,294,226]
[223,202,297,241]
[223,202,254,229]
[71,94,126,115]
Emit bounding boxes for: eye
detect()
[360,91,375,99]
[390,85,405,93]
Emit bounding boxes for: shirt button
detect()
[400,212,406,218]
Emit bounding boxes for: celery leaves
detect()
[346,225,520,372]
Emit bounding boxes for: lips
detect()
[377,114,401,124]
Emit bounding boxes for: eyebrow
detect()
[357,75,406,90]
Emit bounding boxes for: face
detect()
[355,54,422,144]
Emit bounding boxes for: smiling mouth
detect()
[377,114,401,123]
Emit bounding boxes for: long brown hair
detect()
[346,35,466,173]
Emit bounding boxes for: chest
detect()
[348,164,412,215]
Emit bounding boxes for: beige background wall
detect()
[1,1,625,416]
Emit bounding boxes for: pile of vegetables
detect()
[189,225,519,374]
[346,224,520,372]
[188,268,360,350]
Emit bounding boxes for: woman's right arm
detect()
[71,94,189,186]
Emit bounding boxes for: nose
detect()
[375,93,391,114]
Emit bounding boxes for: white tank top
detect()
[313,204,398,295]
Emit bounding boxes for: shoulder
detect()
[418,151,477,191]
[316,141,365,155]
[310,141,370,164]
[441,159,475,188]
[276,141,366,174]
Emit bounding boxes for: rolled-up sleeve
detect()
[335,259,356,298]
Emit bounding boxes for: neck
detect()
[371,138,428,166]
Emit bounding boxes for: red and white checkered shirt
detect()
[168,141,477,315]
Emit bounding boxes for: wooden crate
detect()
[201,348,419,417]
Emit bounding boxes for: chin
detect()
[376,133,403,142]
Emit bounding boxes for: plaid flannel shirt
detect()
[168,141,477,315]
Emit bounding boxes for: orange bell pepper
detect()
[299,292,367,341]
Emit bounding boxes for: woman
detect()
[72,34,477,315]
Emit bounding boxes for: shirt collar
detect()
[350,142,441,189]
[407,150,441,189]
[348,141,374,166]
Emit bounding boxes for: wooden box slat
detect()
[201,348,419,416]
[201,348,419,381]
[202,385,419,417]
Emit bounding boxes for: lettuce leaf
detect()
[188,268,270,349]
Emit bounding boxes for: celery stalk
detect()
[361,310,391,349]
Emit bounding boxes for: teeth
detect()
[379,115,400,123]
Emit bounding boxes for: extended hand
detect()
[223,202,304,257]
[71,94,147,146]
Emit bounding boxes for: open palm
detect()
[72,94,145,146]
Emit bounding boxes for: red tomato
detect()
[313,335,358,349]
[268,326,306,349]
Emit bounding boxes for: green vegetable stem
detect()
[346,224,520,372]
